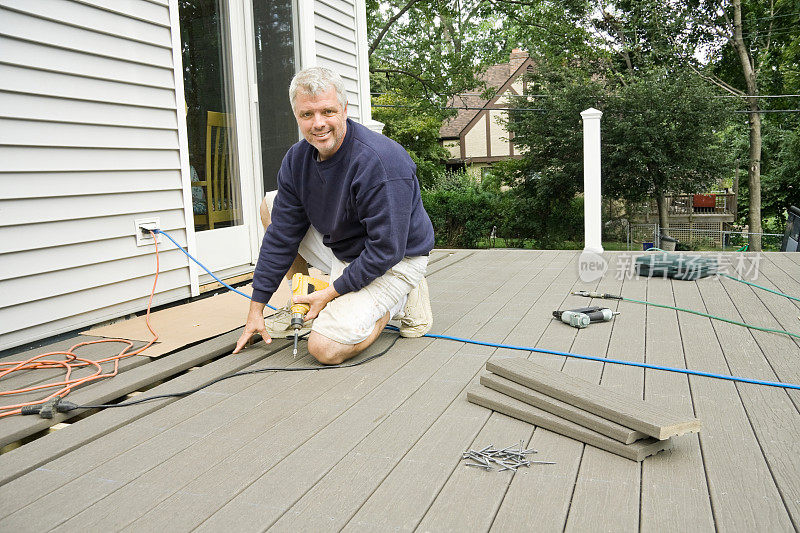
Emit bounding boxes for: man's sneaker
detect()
[399,277,433,338]
[265,305,311,338]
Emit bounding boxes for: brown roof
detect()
[439,52,532,139]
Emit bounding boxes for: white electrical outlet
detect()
[134,217,163,246]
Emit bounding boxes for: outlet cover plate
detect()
[134,217,163,246]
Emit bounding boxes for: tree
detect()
[371,92,450,187]
[504,65,732,236]
[666,0,800,249]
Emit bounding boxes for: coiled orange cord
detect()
[0,231,161,419]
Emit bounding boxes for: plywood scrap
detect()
[486,358,701,440]
[480,373,648,444]
[466,385,673,462]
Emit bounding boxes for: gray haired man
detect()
[233,67,434,364]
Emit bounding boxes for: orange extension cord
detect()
[0,231,161,419]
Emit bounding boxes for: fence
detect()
[626,223,783,251]
[646,193,737,216]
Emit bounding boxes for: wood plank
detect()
[265,346,490,531]
[0,346,329,530]
[558,251,642,533]
[565,252,655,531]
[672,271,794,530]
[466,385,672,461]
[417,251,586,533]
[486,357,701,439]
[344,252,575,532]
[265,252,556,531]
[117,345,449,530]
[639,274,714,532]
[111,253,500,531]
[0,331,289,486]
[480,373,647,444]
[415,410,537,532]
[190,250,539,530]
[33,348,367,531]
[0,347,296,522]
[697,260,800,528]
[0,324,241,448]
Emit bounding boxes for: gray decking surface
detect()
[1,249,799,532]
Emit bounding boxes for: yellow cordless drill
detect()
[290,272,329,356]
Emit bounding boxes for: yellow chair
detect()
[192,111,240,229]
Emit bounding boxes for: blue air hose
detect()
[153,229,276,310]
[156,230,800,391]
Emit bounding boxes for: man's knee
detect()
[307,333,349,365]
[259,197,271,230]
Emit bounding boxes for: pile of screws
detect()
[462,442,555,472]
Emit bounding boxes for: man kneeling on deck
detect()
[233,67,434,365]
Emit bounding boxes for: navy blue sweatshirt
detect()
[251,119,435,304]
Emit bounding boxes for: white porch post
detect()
[581,108,603,253]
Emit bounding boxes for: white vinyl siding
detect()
[0,0,370,352]
[0,0,190,351]
[313,0,361,121]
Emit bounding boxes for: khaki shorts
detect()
[265,191,428,345]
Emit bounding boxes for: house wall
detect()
[443,140,460,160]
[0,0,372,352]
[307,0,366,122]
[464,114,488,158]
[488,109,510,157]
[0,0,193,352]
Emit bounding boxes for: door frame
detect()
[175,0,262,295]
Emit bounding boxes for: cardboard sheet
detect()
[82,275,325,357]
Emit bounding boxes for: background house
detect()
[0,0,377,352]
[439,49,533,180]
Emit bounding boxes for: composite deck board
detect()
[196,251,546,531]
[0,333,290,485]
[759,256,800,320]
[261,252,556,531]
[486,252,594,532]
[112,337,440,532]
[46,346,378,532]
[557,253,642,533]
[719,265,800,388]
[2,250,799,531]
[0,326,247,448]
[479,373,647,444]
[342,252,576,531]
[484,356,701,440]
[45,333,422,531]
[116,251,524,531]
[764,252,800,288]
[467,386,672,461]
[672,274,794,531]
[422,252,587,531]
[699,260,800,528]
[732,255,800,411]
[639,275,715,532]
[0,344,328,530]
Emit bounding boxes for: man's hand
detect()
[292,285,340,320]
[233,300,271,354]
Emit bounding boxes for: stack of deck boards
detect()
[467,358,702,461]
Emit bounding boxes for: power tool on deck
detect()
[552,306,619,329]
[290,272,329,356]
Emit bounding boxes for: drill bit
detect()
[292,329,299,357]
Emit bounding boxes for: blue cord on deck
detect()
[156,229,798,390]
[153,229,276,310]
[416,330,800,391]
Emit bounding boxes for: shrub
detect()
[422,171,499,248]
